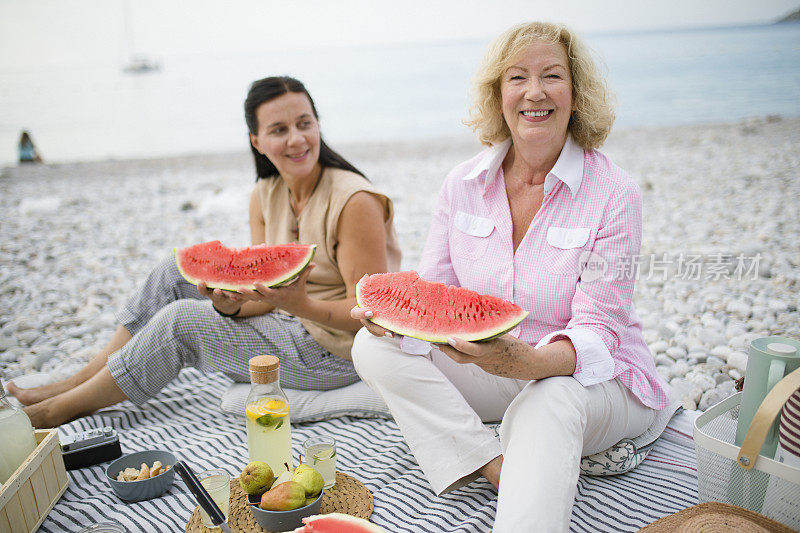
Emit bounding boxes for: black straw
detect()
[174,460,229,529]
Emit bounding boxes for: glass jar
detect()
[0,377,38,484]
[244,355,292,477]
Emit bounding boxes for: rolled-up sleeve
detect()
[538,180,642,385]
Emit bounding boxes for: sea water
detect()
[1,23,798,165]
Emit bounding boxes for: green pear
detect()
[271,468,295,489]
[291,464,324,497]
[260,480,306,511]
[239,461,274,496]
[305,496,319,507]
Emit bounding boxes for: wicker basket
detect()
[0,429,69,533]
[694,369,800,531]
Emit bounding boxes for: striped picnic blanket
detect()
[39,369,699,532]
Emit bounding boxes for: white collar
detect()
[462,134,585,198]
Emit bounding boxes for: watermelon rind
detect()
[292,512,386,532]
[356,272,528,344]
[175,241,316,292]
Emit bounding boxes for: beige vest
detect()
[255,167,401,359]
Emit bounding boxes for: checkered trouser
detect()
[107,254,359,405]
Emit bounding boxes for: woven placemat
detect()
[186,472,373,532]
[638,502,795,533]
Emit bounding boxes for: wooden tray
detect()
[186,472,373,532]
[0,430,69,533]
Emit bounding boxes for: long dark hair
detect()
[244,76,365,180]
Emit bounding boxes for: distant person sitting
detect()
[18,131,43,164]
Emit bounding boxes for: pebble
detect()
[33,350,56,371]
[710,345,733,360]
[699,385,734,411]
[714,372,731,385]
[649,340,669,354]
[672,359,691,378]
[656,365,672,380]
[655,354,675,367]
[686,371,717,392]
[671,378,703,404]
[666,347,687,359]
[727,352,749,373]
[0,336,16,351]
[16,330,41,345]
[659,321,681,339]
[768,299,788,312]
[706,355,726,368]
[726,301,752,317]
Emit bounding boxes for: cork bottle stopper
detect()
[249,355,279,384]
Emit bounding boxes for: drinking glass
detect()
[303,436,336,489]
[196,469,231,528]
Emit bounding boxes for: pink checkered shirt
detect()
[417,135,670,410]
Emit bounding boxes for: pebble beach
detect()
[1,116,798,412]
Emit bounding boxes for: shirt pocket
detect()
[543,226,592,276]
[450,211,494,260]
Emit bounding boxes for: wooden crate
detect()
[0,429,69,533]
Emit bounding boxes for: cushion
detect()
[220,380,393,422]
[579,398,683,476]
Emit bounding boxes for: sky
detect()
[0,0,798,69]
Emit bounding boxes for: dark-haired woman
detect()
[12,76,401,428]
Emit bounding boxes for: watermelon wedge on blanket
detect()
[356,271,528,343]
[175,240,316,291]
[291,513,386,532]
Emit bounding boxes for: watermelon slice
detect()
[356,271,528,343]
[291,513,385,532]
[175,240,316,291]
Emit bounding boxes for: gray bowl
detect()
[248,489,323,531]
[105,450,176,502]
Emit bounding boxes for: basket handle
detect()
[737,367,800,469]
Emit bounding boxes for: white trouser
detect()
[351,329,656,532]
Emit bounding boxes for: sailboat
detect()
[121,0,160,74]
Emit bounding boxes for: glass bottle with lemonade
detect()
[245,355,292,477]
[0,377,38,484]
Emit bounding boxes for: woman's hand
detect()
[350,305,395,338]
[236,264,315,315]
[437,336,577,381]
[198,282,244,315]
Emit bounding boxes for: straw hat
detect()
[639,502,795,532]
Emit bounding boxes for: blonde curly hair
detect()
[465,21,615,150]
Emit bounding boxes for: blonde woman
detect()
[351,22,669,531]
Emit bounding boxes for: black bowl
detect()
[247,490,324,531]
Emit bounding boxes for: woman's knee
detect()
[351,328,405,382]
[150,299,212,335]
[501,377,587,433]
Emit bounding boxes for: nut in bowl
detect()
[105,450,176,502]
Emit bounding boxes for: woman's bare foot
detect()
[24,367,128,428]
[8,379,78,406]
